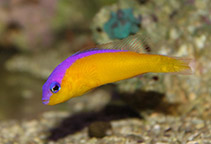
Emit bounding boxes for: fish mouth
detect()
[42,99,49,105]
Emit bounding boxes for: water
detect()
[0,50,55,120]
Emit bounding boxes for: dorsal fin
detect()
[97,34,153,54]
[72,34,154,56]
[72,48,100,56]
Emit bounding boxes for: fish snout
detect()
[42,99,49,105]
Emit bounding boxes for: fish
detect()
[42,35,195,105]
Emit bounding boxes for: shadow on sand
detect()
[47,104,141,141]
[47,90,180,141]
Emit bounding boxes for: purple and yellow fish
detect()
[42,35,194,105]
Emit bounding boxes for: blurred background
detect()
[0,0,210,143]
[0,0,118,120]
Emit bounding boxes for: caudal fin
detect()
[165,57,196,75]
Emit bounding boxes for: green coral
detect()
[104,8,141,39]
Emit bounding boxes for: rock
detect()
[88,121,112,138]
[91,0,211,118]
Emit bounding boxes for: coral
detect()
[104,8,141,39]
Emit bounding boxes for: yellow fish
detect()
[42,35,194,105]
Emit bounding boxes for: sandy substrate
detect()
[0,110,210,144]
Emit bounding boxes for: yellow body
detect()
[48,51,191,105]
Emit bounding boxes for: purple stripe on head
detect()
[42,49,127,103]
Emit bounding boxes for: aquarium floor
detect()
[0,111,210,144]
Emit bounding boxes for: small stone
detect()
[195,35,206,49]
[188,133,200,141]
[152,124,161,135]
[88,121,112,138]
[169,28,179,40]
[187,141,199,144]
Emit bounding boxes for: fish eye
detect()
[50,82,61,93]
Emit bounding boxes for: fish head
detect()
[42,73,77,105]
[42,61,75,105]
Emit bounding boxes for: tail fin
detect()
[161,56,196,75]
[173,57,195,74]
